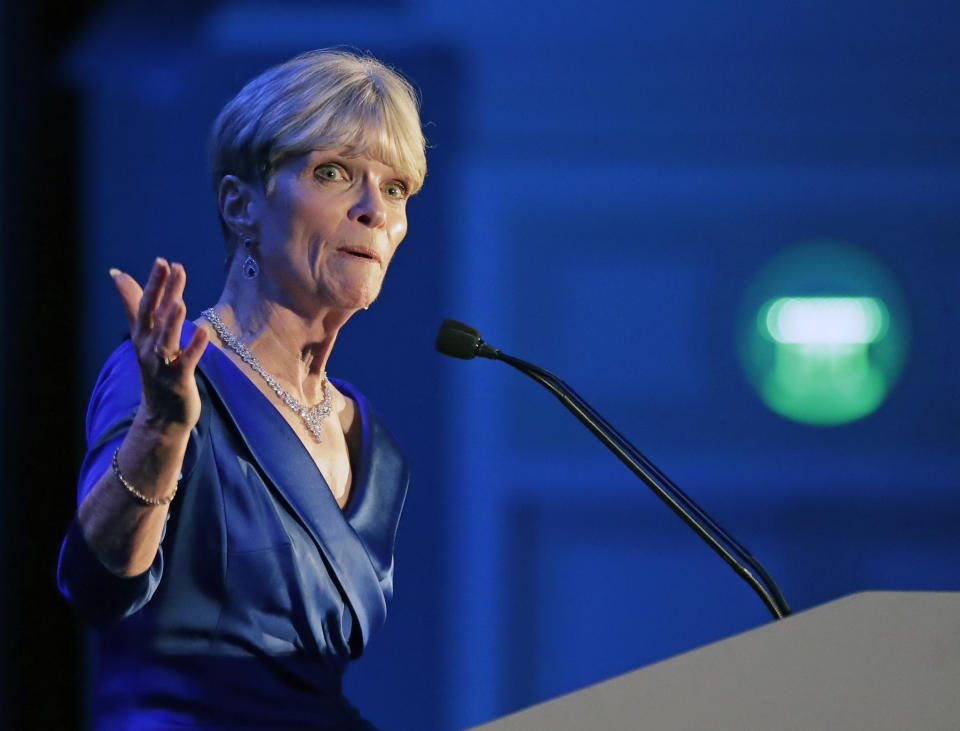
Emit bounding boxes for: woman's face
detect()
[252,147,411,313]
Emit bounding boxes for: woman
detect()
[57,49,425,729]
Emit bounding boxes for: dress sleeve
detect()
[56,340,197,625]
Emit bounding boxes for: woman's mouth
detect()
[337,246,382,264]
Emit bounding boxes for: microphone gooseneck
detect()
[435,318,792,621]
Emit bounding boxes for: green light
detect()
[762,341,888,425]
[738,241,908,426]
[761,297,888,345]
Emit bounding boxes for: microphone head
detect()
[439,318,481,338]
[435,319,482,359]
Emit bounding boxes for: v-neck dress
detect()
[57,322,409,730]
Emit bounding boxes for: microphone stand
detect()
[437,321,792,620]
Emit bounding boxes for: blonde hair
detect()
[209,49,426,241]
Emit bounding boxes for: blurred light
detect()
[761,297,888,344]
[738,241,908,426]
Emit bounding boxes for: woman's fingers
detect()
[111,258,205,374]
[179,326,210,371]
[111,258,186,347]
[156,298,186,364]
[136,258,170,337]
[155,263,188,361]
[110,258,204,430]
[111,269,145,331]
[156,262,186,326]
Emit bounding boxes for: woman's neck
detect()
[208,284,353,406]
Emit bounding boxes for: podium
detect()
[470,591,960,730]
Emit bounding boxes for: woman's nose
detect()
[349,182,387,228]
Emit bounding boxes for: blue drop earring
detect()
[241,237,260,279]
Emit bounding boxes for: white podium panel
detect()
[471,591,960,730]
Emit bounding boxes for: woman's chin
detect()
[309,274,382,312]
[335,285,381,312]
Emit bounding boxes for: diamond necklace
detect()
[202,308,333,442]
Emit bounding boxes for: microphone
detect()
[435,319,501,360]
[435,318,792,620]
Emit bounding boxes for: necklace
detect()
[202,308,333,442]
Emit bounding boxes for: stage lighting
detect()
[738,241,908,425]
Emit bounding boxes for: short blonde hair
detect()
[209,49,427,237]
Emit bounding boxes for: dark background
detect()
[2,1,104,728]
[3,2,959,729]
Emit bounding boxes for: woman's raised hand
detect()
[111,258,209,432]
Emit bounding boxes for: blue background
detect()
[4,1,959,729]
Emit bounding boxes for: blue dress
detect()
[57,322,409,730]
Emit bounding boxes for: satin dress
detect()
[57,321,409,730]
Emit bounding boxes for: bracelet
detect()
[111,447,179,507]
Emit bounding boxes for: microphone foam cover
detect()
[435,322,481,359]
[440,318,481,337]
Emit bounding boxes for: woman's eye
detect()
[384,182,408,199]
[315,164,346,182]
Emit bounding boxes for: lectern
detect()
[470,591,960,730]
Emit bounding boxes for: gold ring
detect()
[154,344,181,367]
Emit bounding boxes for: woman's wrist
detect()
[133,403,196,441]
[77,418,191,577]
[119,412,193,491]
[112,446,179,506]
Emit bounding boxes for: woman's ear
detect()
[217,175,259,237]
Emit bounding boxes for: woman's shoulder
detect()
[85,339,141,445]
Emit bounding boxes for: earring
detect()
[241,237,259,279]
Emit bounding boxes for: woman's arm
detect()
[77,258,208,577]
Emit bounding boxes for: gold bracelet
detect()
[111,447,178,507]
